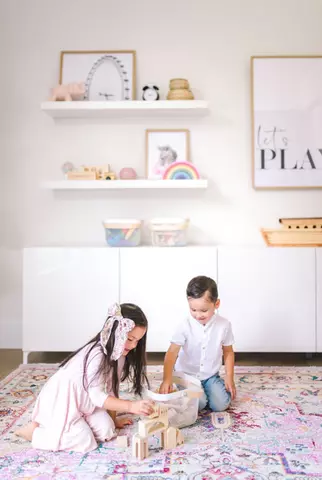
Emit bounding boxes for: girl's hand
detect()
[159,381,173,394]
[225,376,236,400]
[115,416,133,429]
[129,400,154,416]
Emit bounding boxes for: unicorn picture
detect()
[146,130,190,179]
[153,145,178,176]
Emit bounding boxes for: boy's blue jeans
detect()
[199,373,231,412]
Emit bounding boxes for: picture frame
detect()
[59,50,136,101]
[251,55,322,189]
[145,129,190,179]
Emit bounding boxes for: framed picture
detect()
[59,50,136,101]
[251,56,322,189]
[145,129,190,179]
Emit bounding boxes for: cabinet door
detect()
[23,248,119,352]
[317,250,322,352]
[218,247,316,352]
[120,247,217,352]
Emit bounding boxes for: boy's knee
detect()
[209,392,231,412]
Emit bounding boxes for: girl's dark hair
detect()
[60,303,148,397]
[186,275,218,303]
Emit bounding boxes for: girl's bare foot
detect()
[15,421,39,441]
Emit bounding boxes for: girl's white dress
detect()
[31,344,124,453]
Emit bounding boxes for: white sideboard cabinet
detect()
[217,247,316,352]
[317,249,322,352]
[23,248,119,363]
[119,247,218,352]
[22,246,319,362]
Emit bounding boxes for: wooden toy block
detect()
[116,435,129,448]
[133,403,184,460]
[147,404,160,419]
[138,404,168,438]
[176,429,184,446]
[165,426,177,449]
[132,433,148,460]
[65,165,117,181]
[67,171,96,180]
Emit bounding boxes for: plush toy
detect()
[50,82,85,101]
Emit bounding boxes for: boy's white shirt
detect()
[171,314,234,381]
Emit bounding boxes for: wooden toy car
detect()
[82,165,116,180]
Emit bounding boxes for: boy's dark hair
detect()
[186,276,218,303]
[60,303,148,397]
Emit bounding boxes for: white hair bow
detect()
[100,303,135,360]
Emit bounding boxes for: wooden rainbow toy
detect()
[163,161,200,180]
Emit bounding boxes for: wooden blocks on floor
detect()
[116,435,129,448]
[132,403,184,460]
[132,433,148,460]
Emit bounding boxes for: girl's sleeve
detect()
[86,349,109,408]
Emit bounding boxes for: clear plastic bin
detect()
[144,372,202,428]
[103,219,142,247]
[149,218,189,247]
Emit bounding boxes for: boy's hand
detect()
[159,381,173,394]
[225,376,236,400]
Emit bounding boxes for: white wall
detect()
[1,0,322,347]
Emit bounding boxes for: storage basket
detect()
[144,372,202,429]
[149,217,189,246]
[102,219,142,247]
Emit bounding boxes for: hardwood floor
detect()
[1,349,322,380]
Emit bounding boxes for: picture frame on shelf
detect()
[251,55,322,189]
[59,50,136,101]
[145,129,190,179]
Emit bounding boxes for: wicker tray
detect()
[279,217,322,229]
[261,228,322,247]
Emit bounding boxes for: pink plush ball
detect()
[119,167,137,179]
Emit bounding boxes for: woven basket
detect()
[167,89,194,100]
[169,78,189,90]
[261,228,322,247]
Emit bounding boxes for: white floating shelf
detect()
[41,100,209,119]
[42,179,208,190]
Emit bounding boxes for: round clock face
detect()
[143,87,158,101]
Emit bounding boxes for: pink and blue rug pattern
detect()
[0,364,322,479]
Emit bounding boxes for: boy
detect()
[160,276,236,411]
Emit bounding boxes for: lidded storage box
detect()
[144,372,202,429]
[103,219,142,247]
[149,218,189,247]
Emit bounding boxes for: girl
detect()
[16,302,154,453]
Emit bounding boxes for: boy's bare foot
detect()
[15,421,39,441]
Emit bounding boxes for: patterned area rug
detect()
[0,364,322,479]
